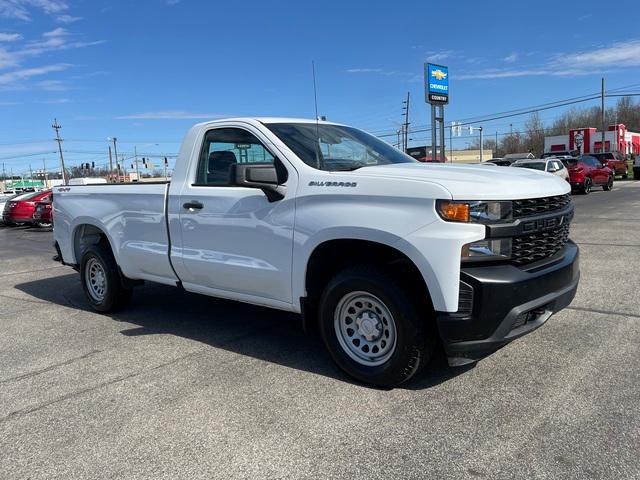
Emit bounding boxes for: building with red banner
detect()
[544,124,640,156]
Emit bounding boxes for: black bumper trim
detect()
[437,241,579,366]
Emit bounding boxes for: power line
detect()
[375,92,640,139]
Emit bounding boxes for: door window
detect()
[196,128,275,185]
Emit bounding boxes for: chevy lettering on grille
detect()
[522,210,573,234]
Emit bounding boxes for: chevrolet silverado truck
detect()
[53,118,580,387]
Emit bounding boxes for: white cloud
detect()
[56,13,80,23]
[458,39,640,80]
[0,47,20,68]
[0,0,68,21]
[42,26,67,37]
[41,97,69,103]
[0,63,71,85]
[346,68,382,73]
[117,111,225,120]
[166,0,181,4]
[553,39,640,68]
[0,32,22,41]
[425,50,454,63]
[36,78,66,90]
[504,52,518,63]
[456,68,588,80]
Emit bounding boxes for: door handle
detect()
[183,201,204,210]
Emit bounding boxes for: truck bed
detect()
[54,183,178,284]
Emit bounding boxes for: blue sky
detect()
[1,0,640,175]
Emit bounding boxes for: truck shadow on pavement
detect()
[15,273,473,390]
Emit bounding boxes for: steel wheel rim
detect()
[85,258,107,302]
[334,291,397,367]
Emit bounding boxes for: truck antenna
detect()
[312,61,322,169]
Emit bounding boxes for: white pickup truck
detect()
[53,118,580,386]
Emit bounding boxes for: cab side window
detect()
[196,128,275,186]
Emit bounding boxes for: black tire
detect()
[603,175,613,191]
[318,265,434,387]
[634,170,640,180]
[80,243,132,313]
[581,177,592,194]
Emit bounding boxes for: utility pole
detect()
[43,158,48,189]
[108,145,113,182]
[495,131,498,157]
[402,92,410,152]
[52,119,67,184]
[112,137,118,177]
[29,164,33,186]
[134,146,140,180]
[601,77,606,153]
[479,126,484,162]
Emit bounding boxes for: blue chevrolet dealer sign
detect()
[425,63,449,104]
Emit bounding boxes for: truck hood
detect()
[348,163,570,200]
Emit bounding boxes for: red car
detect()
[563,156,613,194]
[592,152,628,178]
[32,200,53,228]
[2,190,51,226]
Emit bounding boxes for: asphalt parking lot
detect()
[1,182,639,480]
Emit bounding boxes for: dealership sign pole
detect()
[425,63,449,161]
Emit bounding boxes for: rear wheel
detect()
[80,243,132,313]
[603,175,613,191]
[581,177,592,194]
[318,265,434,387]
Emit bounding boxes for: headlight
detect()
[436,200,512,224]
[462,238,512,261]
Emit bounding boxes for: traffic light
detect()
[164,157,168,165]
[91,162,95,169]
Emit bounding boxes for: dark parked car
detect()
[591,152,628,178]
[542,150,579,159]
[562,156,613,194]
[483,158,515,166]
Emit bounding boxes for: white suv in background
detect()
[512,158,569,182]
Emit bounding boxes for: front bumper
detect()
[437,241,580,366]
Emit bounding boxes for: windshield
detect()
[265,123,416,171]
[513,162,545,171]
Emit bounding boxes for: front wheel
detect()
[80,243,132,313]
[603,175,613,191]
[318,265,433,387]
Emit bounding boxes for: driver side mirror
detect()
[232,163,286,202]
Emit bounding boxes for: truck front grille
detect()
[512,194,571,218]
[511,222,571,265]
